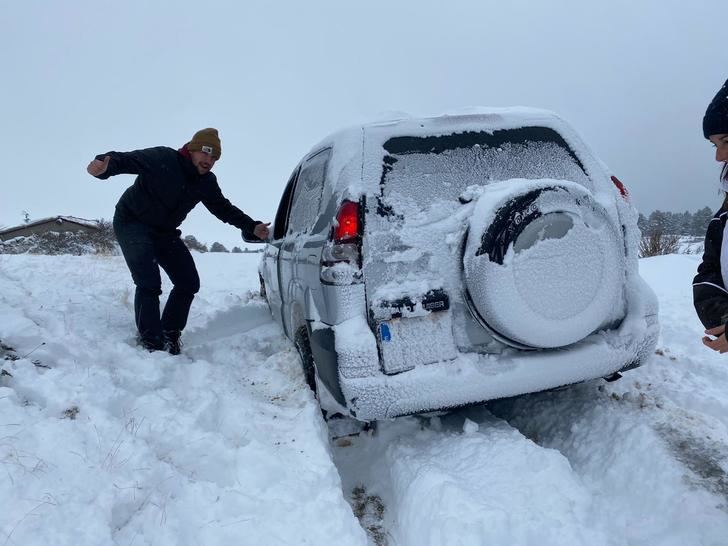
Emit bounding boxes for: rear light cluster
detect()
[320,200,363,285]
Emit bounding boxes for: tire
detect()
[294,326,318,395]
[259,274,267,299]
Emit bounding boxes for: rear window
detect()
[377,127,590,214]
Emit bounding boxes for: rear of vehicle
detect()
[272,109,658,421]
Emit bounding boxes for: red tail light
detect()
[333,200,360,242]
[320,200,363,283]
[610,175,630,200]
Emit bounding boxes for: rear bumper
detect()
[336,280,659,421]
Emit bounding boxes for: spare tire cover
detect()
[463,180,624,349]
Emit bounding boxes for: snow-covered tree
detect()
[183,235,208,253]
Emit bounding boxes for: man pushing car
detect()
[87,128,270,354]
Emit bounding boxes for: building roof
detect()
[0,216,100,237]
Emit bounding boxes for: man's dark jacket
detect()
[693,205,728,329]
[94,146,260,238]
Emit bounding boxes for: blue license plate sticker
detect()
[380,323,392,342]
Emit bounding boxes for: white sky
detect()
[2,0,726,249]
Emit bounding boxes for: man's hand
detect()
[702,325,728,353]
[253,222,271,241]
[87,156,110,177]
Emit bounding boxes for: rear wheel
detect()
[258,273,267,299]
[294,326,318,395]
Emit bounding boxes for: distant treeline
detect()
[181,235,262,253]
[637,207,714,236]
[0,219,262,255]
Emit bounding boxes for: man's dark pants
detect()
[113,213,200,348]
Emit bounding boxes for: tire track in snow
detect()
[183,295,272,347]
[486,378,728,544]
[349,484,388,546]
[656,423,728,508]
[331,406,610,546]
[333,373,728,545]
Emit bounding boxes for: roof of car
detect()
[365,106,563,130]
[300,107,601,201]
[307,106,579,160]
[306,107,576,157]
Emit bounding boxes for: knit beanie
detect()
[703,79,728,139]
[187,128,222,159]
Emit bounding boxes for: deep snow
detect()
[1,252,727,545]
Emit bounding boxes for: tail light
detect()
[610,175,630,201]
[320,200,363,284]
[333,200,360,242]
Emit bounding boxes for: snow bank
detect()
[0,254,366,545]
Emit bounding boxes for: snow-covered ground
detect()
[1,252,727,545]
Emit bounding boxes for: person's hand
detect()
[254,222,271,241]
[702,325,728,353]
[87,156,110,176]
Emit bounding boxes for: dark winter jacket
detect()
[693,204,728,329]
[94,146,261,239]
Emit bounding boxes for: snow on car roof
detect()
[314,107,570,149]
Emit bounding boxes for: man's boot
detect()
[136,335,164,352]
[163,330,183,356]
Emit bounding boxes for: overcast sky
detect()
[2,1,726,249]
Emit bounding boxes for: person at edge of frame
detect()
[693,78,728,354]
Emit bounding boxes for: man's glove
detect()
[241,222,270,242]
[252,222,271,241]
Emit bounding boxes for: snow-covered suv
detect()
[257,108,659,421]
